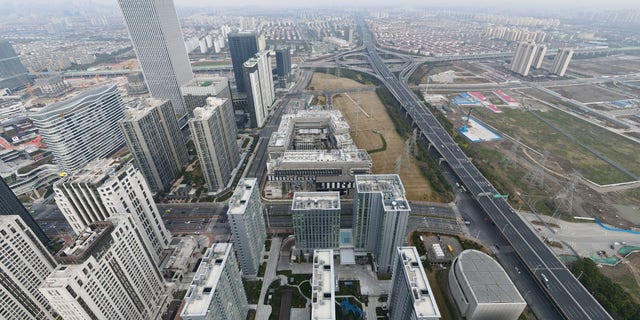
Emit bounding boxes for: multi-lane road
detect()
[357,19,612,320]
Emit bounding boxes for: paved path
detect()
[256,237,282,320]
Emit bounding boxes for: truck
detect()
[447,244,454,254]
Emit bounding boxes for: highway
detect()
[357,19,612,320]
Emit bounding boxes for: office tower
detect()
[532,45,547,69]
[180,243,248,320]
[116,0,193,116]
[119,98,188,193]
[292,192,341,254]
[54,159,170,265]
[31,84,126,173]
[126,71,148,95]
[551,48,574,77]
[275,47,291,79]
[180,77,232,117]
[228,32,260,92]
[311,249,335,320]
[389,247,440,320]
[40,218,168,320]
[189,97,240,193]
[0,215,57,320]
[344,26,354,42]
[353,174,410,274]
[243,51,275,128]
[0,40,32,92]
[449,250,526,320]
[509,42,538,76]
[228,178,266,277]
[0,176,48,244]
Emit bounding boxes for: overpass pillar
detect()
[438,158,446,165]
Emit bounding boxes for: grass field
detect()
[332,90,442,201]
[307,72,373,91]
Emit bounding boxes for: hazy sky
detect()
[0,0,638,12]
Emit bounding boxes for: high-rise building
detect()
[116,0,193,116]
[34,74,72,98]
[292,192,341,254]
[275,47,291,79]
[180,243,248,320]
[532,45,547,69]
[510,42,538,76]
[228,178,266,277]
[119,98,188,193]
[189,97,240,193]
[0,176,48,244]
[0,215,57,320]
[0,40,32,92]
[389,247,440,320]
[353,174,410,274]
[125,71,148,95]
[311,249,335,320]
[243,51,275,128]
[449,250,526,320]
[40,218,168,320]
[180,77,231,117]
[228,32,260,93]
[53,159,170,265]
[551,48,574,77]
[31,84,126,173]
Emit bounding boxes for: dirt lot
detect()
[307,72,371,91]
[569,55,640,76]
[600,253,640,304]
[333,92,441,201]
[547,84,632,103]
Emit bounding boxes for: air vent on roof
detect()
[411,262,419,267]
[324,265,331,270]
[421,289,429,295]
[215,259,223,265]
[323,293,332,298]
[203,287,212,294]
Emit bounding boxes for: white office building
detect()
[510,42,538,76]
[243,51,275,128]
[120,98,189,193]
[0,215,58,320]
[228,178,266,277]
[40,218,169,320]
[189,97,240,193]
[30,85,126,173]
[53,158,171,265]
[180,243,248,320]
[116,0,194,116]
[551,48,574,77]
[311,249,335,320]
[353,174,411,274]
[449,250,526,320]
[292,192,341,255]
[389,247,440,320]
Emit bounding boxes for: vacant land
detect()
[548,84,632,103]
[307,72,372,91]
[569,55,640,76]
[333,92,442,201]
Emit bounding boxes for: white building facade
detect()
[292,192,341,254]
[243,51,275,128]
[551,48,574,77]
[228,178,266,277]
[390,247,440,320]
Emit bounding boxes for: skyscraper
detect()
[509,41,538,76]
[30,84,126,173]
[0,176,48,244]
[0,215,57,320]
[54,159,170,265]
[180,77,232,117]
[0,40,32,92]
[389,247,440,320]
[228,32,260,92]
[275,47,291,79]
[228,178,266,277]
[243,51,275,128]
[180,243,248,320]
[532,45,547,69]
[353,174,410,274]
[551,48,574,77]
[189,97,240,193]
[40,218,168,320]
[292,192,341,255]
[117,0,194,116]
[119,98,189,193]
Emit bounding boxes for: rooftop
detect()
[33,84,116,117]
[455,249,524,304]
[57,158,122,185]
[122,98,168,121]
[55,221,114,264]
[292,192,341,211]
[180,77,228,95]
[228,178,257,215]
[182,243,233,317]
[355,174,410,212]
[398,247,440,318]
[268,109,352,149]
[190,97,229,120]
[279,149,371,163]
[311,249,335,320]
